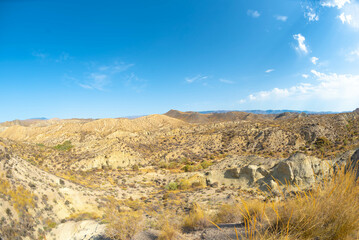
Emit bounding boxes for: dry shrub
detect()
[104,198,143,240]
[214,203,242,223]
[235,165,359,240]
[272,166,359,239]
[67,211,100,221]
[156,209,181,240]
[0,174,35,214]
[182,203,210,231]
[158,221,179,240]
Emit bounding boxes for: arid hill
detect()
[1,109,359,239]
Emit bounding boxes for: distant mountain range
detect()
[198,110,342,115]
[28,117,48,120]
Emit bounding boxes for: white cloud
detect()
[239,70,359,111]
[322,0,351,9]
[265,69,275,73]
[79,73,109,90]
[346,48,359,61]
[321,0,358,28]
[185,75,208,83]
[340,2,359,28]
[311,57,319,65]
[275,15,288,21]
[219,79,235,84]
[99,62,134,73]
[123,73,147,93]
[302,74,309,78]
[247,10,260,18]
[293,34,309,54]
[339,12,353,23]
[305,7,320,21]
[75,61,135,91]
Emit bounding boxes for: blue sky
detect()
[1,0,359,121]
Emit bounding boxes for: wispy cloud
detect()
[321,0,359,28]
[247,10,260,18]
[98,62,134,73]
[123,73,147,93]
[293,34,309,54]
[302,74,309,79]
[185,75,208,83]
[322,0,351,9]
[346,47,359,61]
[275,15,288,21]
[79,73,109,91]
[311,56,319,65]
[239,70,359,111]
[219,78,235,84]
[32,51,48,59]
[265,69,275,73]
[340,2,359,28]
[72,61,136,91]
[304,7,319,21]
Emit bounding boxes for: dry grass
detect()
[158,221,180,240]
[217,165,359,240]
[182,203,210,231]
[269,166,359,240]
[104,198,143,240]
[214,203,242,224]
[0,174,35,214]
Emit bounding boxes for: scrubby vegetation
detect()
[211,165,359,240]
[53,140,73,151]
[0,174,37,240]
[182,203,210,231]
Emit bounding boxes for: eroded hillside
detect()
[0,110,359,239]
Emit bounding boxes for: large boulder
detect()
[260,153,331,189]
[206,164,268,188]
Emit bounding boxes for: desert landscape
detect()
[1,109,359,239]
[2,0,359,239]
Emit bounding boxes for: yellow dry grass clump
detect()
[182,203,210,231]
[104,197,143,240]
[213,165,359,240]
[0,174,35,214]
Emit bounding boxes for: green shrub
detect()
[53,141,73,151]
[201,160,213,169]
[165,182,178,191]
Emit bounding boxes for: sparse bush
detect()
[67,212,100,221]
[182,203,209,231]
[270,166,359,239]
[182,164,201,172]
[53,140,73,151]
[165,182,178,191]
[200,160,213,169]
[132,164,139,171]
[105,198,143,240]
[158,221,179,240]
[314,136,331,149]
[224,165,359,240]
[214,203,242,223]
[178,179,191,190]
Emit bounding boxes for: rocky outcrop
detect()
[261,153,331,188]
[343,148,359,179]
[47,220,106,240]
[205,153,331,190]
